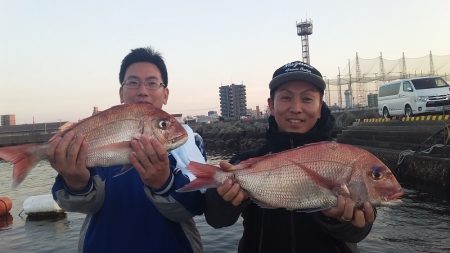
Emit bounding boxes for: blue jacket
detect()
[52,125,206,253]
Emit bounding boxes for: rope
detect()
[421,123,450,146]
[397,144,446,165]
[400,123,450,165]
[397,149,415,165]
[444,124,450,145]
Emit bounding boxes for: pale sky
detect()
[1,0,450,124]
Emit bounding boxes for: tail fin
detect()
[0,144,42,187]
[177,161,222,192]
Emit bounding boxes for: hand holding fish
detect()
[216,161,248,206]
[46,131,91,192]
[321,195,375,228]
[130,136,170,189]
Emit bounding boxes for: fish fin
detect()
[0,144,42,188]
[235,156,268,170]
[251,199,278,209]
[177,162,221,192]
[94,141,131,152]
[332,183,351,198]
[289,159,339,192]
[113,165,134,178]
[252,200,332,213]
[295,207,331,213]
[300,141,336,149]
[176,179,220,192]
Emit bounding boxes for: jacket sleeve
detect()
[313,207,376,243]
[204,188,247,228]
[145,126,207,222]
[144,168,205,222]
[51,172,105,214]
[203,151,256,228]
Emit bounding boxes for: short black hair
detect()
[119,47,168,86]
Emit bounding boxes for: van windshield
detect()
[411,77,449,90]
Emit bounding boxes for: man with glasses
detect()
[48,47,206,253]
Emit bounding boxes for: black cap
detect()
[269,61,325,94]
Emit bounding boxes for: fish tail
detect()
[177,161,221,192]
[0,144,43,188]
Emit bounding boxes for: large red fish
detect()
[0,103,188,187]
[179,141,404,211]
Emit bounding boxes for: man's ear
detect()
[318,100,323,119]
[163,88,169,105]
[119,87,124,103]
[268,97,274,116]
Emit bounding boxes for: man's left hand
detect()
[130,136,170,189]
[321,195,375,228]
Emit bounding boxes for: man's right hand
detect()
[216,161,248,206]
[46,131,90,192]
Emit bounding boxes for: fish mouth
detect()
[387,188,404,200]
[379,199,403,207]
[168,133,188,149]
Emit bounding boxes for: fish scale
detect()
[0,103,188,187]
[180,141,404,211]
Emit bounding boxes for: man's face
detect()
[268,81,323,133]
[119,62,169,109]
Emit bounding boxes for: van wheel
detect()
[405,105,413,117]
[383,107,390,118]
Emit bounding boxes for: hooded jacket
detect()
[205,104,374,253]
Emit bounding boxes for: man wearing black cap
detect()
[205,61,375,253]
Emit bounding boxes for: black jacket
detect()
[205,104,374,253]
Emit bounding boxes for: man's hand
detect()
[46,131,90,192]
[130,136,170,189]
[321,195,375,228]
[216,161,248,206]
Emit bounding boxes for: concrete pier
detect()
[337,116,450,190]
[0,122,72,147]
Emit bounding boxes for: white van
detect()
[378,76,450,118]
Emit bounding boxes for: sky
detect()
[1,0,450,124]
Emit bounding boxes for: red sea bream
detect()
[179,141,404,211]
[0,103,188,187]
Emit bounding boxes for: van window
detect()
[403,81,413,92]
[411,77,449,90]
[379,82,401,97]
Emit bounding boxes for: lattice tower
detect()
[296,19,313,64]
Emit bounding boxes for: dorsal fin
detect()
[234,155,269,170]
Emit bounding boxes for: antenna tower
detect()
[296,19,313,64]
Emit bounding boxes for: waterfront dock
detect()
[0,122,73,147]
[336,114,450,190]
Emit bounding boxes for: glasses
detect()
[122,78,167,90]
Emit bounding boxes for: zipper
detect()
[290,212,296,253]
[258,209,265,253]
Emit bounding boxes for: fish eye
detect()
[371,166,384,180]
[158,120,169,129]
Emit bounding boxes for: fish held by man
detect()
[0,103,188,187]
[179,141,404,211]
